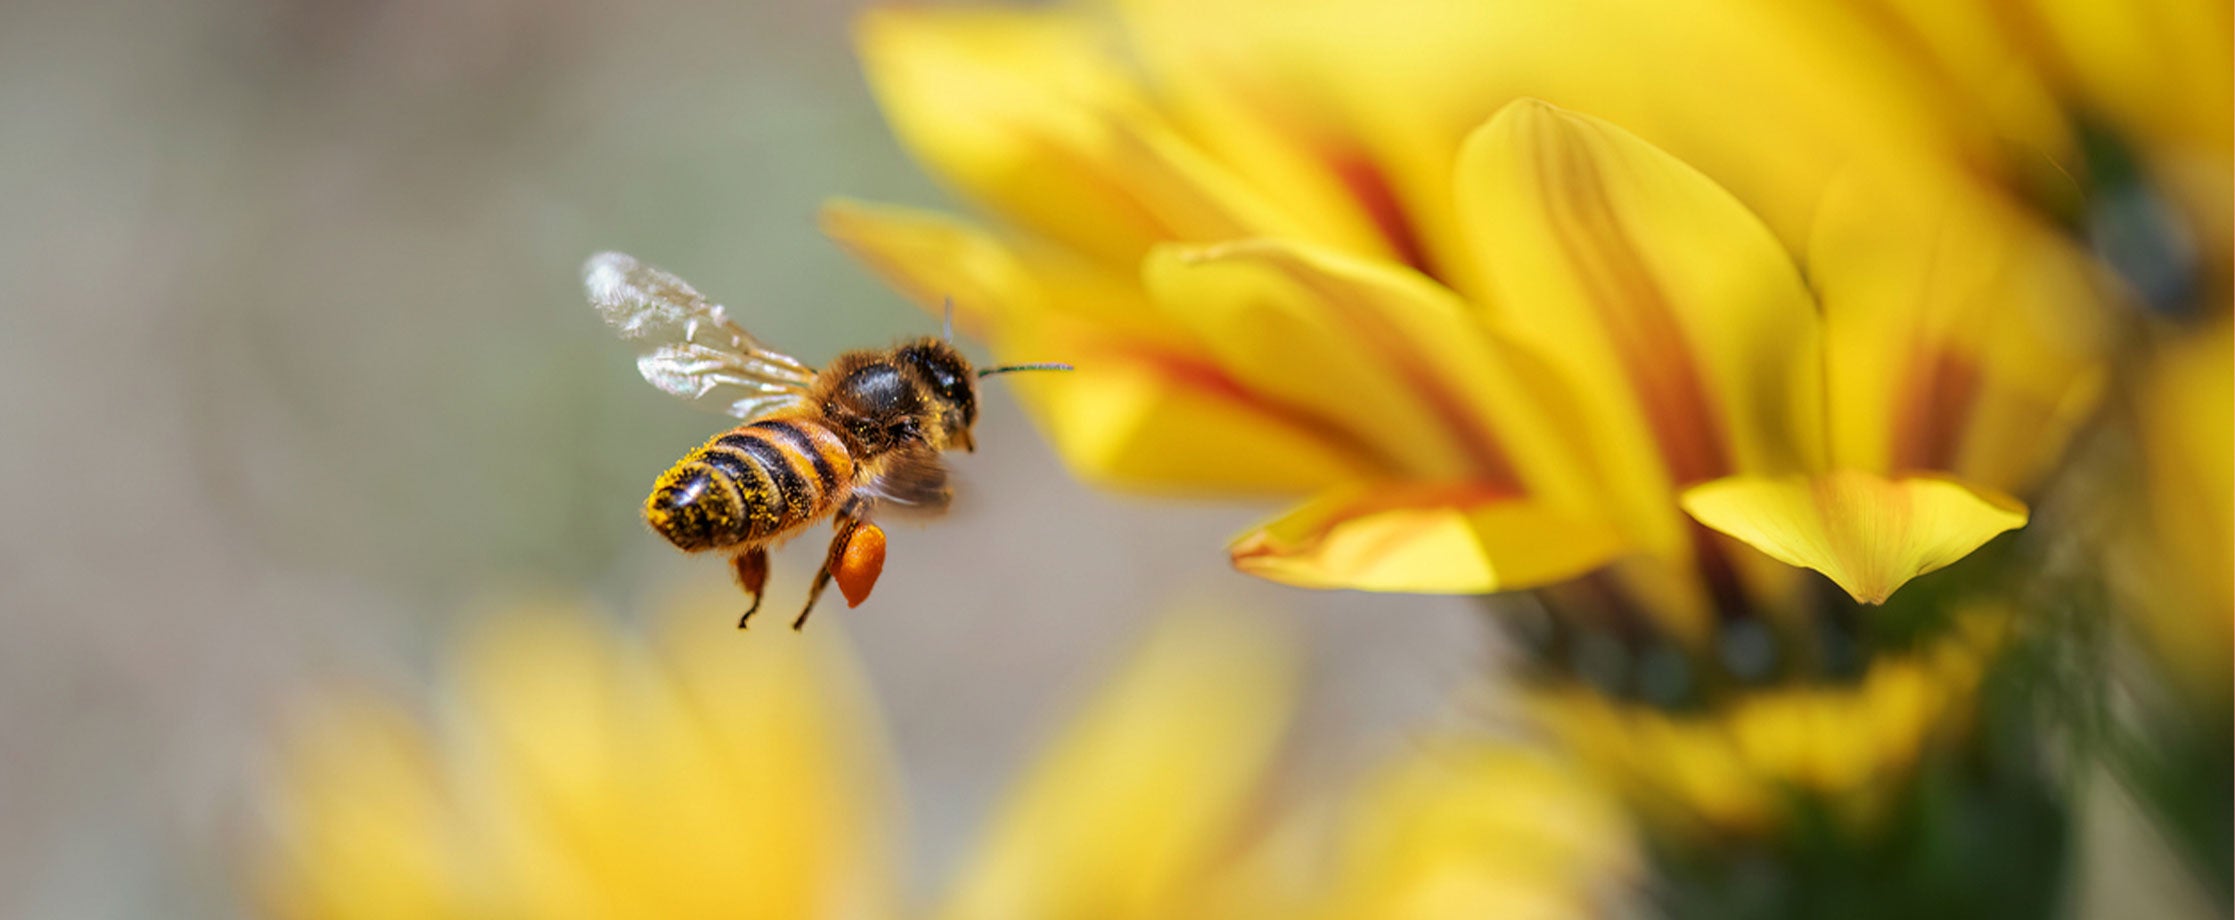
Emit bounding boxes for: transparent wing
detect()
[582,251,818,419]
[858,444,954,518]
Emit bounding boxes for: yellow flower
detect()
[826,2,2108,631]
[254,597,902,919]
[254,599,1300,919]
[1527,612,2009,838]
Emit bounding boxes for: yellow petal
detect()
[820,197,1035,331]
[1807,167,2108,491]
[2024,0,2234,271]
[260,600,903,919]
[823,197,1207,345]
[1144,238,1602,500]
[1456,98,1824,559]
[2129,321,2234,695]
[1322,741,1639,920]
[1237,0,1978,270]
[1108,0,1425,266]
[1528,689,1775,837]
[938,608,1298,920]
[257,696,466,920]
[1230,485,1627,594]
[450,600,897,919]
[1806,0,2074,168]
[649,602,902,919]
[1679,470,2028,604]
[821,199,1375,493]
[1027,351,1388,494]
[2024,0,2232,159]
[855,7,1299,269]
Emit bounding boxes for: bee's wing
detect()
[583,251,819,419]
[858,444,953,518]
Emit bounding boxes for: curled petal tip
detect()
[1229,485,1627,594]
[1681,471,2028,605]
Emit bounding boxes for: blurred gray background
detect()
[0,1,1487,915]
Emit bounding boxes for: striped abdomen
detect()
[645,417,856,552]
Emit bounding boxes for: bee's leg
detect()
[794,526,847,631]
[733,547,770,629]
[794,503,883,630]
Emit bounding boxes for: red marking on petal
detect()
[1327,150,1440,283]
[1891,348,1981,473]
[1088,337,1410,477]
[1535,120,1733,485]
[1272,261,1521,489]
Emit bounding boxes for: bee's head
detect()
[895,337,978,441]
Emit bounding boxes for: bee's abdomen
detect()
[645,417,855,552]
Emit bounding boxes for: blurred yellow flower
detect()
[827,1,2111,632]
[1528,612,2009,838]
[254,598,901,920]
[254,596,1637,918]
[257,597,1295,919]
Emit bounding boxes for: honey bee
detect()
[584,252,1068,630]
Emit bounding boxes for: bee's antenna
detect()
[977,362,1074,379]
[942,296,955,342]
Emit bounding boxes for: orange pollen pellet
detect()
[835,523,887,608]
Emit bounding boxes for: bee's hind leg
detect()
[733,547,770,629]
[794,503,886,630]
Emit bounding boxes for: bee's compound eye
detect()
[936,370,969,405]
[896,342,976,425]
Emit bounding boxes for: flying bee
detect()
[584,252,1069,630]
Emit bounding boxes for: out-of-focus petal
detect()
[449,601,897,920]
[1230,485,1627,594]
[1532,608,2005,838]
[258,600,900,919]
[2131,322,2234,695]
[820,198,1035,331]
[649,606,903,920]
[1146,238,1596,495]
[2024,0,2231,161]
[823,196,1212,345]
[854,7,1302,269]
[258,696,466,920]
[1249,0,1978,266]
[1534,687,1775,836]
[937,608,1298,920]
[1807,167,2108,492]
[1109,0,1430,267]
[1025,354,1391,493]
[2018,0,2235,272]
[1456,99,1823,559]
[1679,471,2028,604]
[1816,0,2073,169]
[1318,742,1640,920]
[821,200,1379,494]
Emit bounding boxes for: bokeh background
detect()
[0,1,1493,915]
